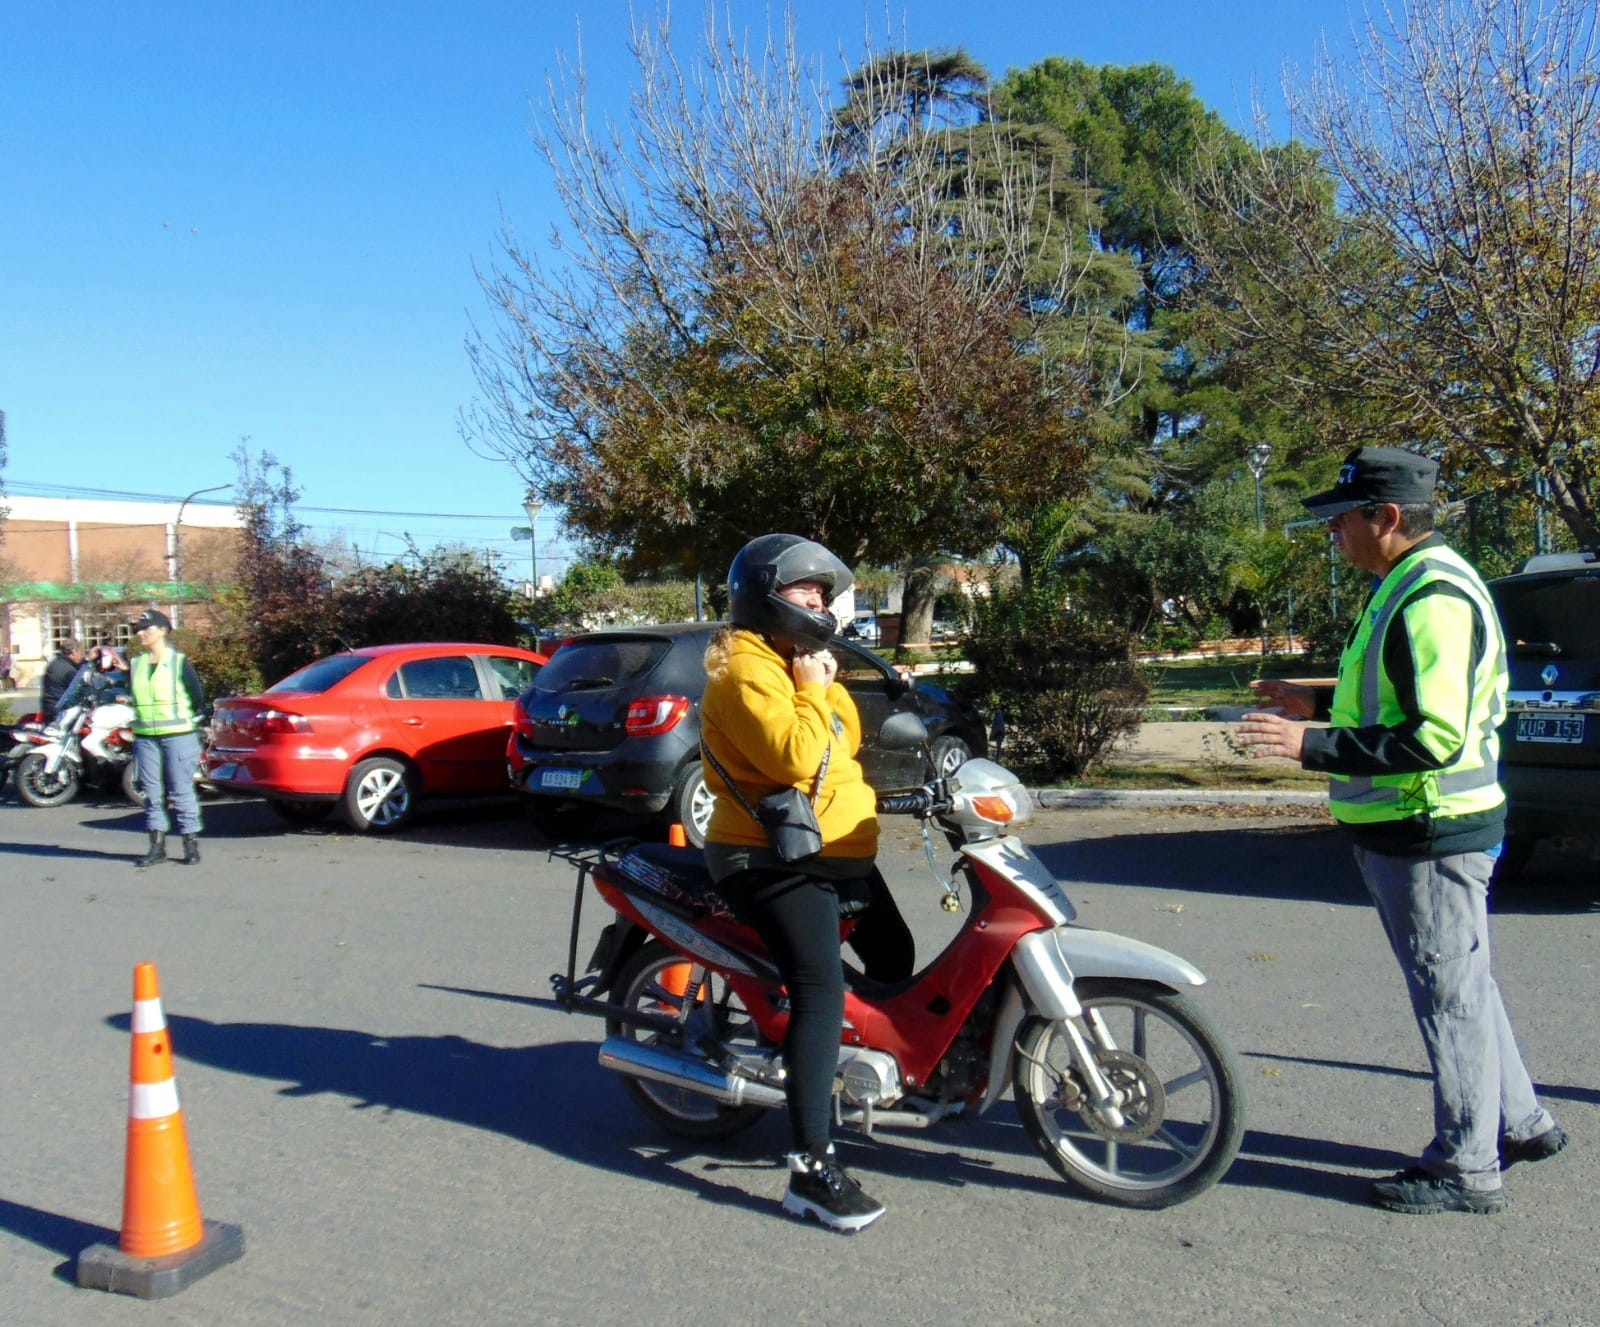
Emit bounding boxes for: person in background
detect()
[0,648,14,690]
[39,639,84,715]
[127,609,206,868]
[1238,446,1564,1215]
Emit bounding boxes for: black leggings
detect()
[726,867,913,1156]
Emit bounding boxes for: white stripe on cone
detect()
[131,999,166,1034]
[130,1079,181,1120]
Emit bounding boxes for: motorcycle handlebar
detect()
[875,785,950,817]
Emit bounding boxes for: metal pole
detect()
[171,483,230,629]
[1246,443,1274,658]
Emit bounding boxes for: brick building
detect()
[1,495,242,686]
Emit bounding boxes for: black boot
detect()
[138,832,167,869]
[181,834,201,865]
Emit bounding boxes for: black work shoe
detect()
[1500,1125,1567,1169]
[180,834,201,865]
[782,1151,886,1233]
[137,832,167,869]
[1369,1166,1507,1215]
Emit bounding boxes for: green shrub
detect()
[964,579,1150,781]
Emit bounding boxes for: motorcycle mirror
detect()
[877,711,929,750]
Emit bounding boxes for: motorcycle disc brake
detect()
[1074,1049,1166,1143]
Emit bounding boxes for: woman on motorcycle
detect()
[700,533,913,1233]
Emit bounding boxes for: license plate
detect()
[539,769,585,791]
[208,762,240,781]
[1515,713,1586,744]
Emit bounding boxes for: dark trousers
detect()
[726,867,913,1155]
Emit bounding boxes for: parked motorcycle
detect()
[550,713,1245,1210]
[10,694,138,808]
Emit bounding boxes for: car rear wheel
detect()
[930,734,973,779]
[344,757,416,833]
[670,761,713,848]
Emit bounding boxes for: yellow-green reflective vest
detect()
[131,649,197,738]
[1326,545,1505,826]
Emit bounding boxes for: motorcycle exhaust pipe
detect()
[597,1036,786,1110]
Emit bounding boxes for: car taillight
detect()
[512,701,537,740]
[257,709,313,736]
[625,695,691,736]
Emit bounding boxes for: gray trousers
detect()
[1354,845,1555,1190]
[134,731,203,836]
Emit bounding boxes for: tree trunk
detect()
[898,558,951,646]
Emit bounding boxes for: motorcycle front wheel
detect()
[1012,978,1244,1209]
[16,752,83,808]
[607,939,770,1141]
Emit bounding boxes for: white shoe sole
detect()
[781,1190,885,1232]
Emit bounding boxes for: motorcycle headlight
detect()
[946,758,1033,830]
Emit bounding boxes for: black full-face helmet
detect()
[727,534,853,651]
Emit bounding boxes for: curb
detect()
[1031,787,1327,809]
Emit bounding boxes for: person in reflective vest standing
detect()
[128,608,207,868]
[1238,447,1565,1215]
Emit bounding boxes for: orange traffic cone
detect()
[667,822,689,848]
[77,963,244,1299]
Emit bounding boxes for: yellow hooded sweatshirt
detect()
[701,628,878,860]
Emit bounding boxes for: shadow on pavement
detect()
[1032,824,1599,914]
[0,1197,118,1286]
[1248,1049,1600,1109]
[100,997,1405,1213]
[1031,824,1365,907]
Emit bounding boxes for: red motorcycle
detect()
[551,714,1245,1208]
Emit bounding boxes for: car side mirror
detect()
[878,710,929,750]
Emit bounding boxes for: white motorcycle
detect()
[11,694,139,808]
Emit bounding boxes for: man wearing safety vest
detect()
[1239,447,1565,1215]
[128,608,207,868]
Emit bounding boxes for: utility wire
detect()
[3,478,514,520]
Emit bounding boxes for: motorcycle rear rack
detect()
[548,840,702,1040]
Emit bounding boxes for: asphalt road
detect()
[1,791,1595,1327]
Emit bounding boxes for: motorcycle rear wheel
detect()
[607,939,770,1141]
[16,751,82,808]
[1012,978,1244,1209]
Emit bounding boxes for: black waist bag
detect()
[704,742,831,865]
[755,786,824,863]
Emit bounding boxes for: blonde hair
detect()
[704,626,739,682]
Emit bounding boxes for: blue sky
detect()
[2,1,1352,581]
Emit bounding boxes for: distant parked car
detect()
[842,615,881,645]
[507,622,987,845]
[1489,550,1600,881]
[204,642,547,832]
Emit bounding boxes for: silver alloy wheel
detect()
[687,775,716,843]
[350,760,412,830]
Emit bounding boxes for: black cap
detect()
[1302,447,1439,518]
[129,608,172,632]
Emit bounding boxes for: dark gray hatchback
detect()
[507,622,987,845]
[1490,550,1600,880]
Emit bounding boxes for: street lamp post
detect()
[170,483,231,629]
[522,492,545,614]
[1246,443,1274,657]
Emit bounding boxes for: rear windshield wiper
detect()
[561,677,617,690]
[1511,641,1563,657]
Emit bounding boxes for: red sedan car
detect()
[203,642,547,832]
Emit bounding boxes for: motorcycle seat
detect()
[615,843,738,921]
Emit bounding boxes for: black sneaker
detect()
[1369,1166,1507,1215]
[782,1151,885,1233]
[1500,1125,1568,1169]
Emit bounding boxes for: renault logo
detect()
[1541,664,1560,687]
